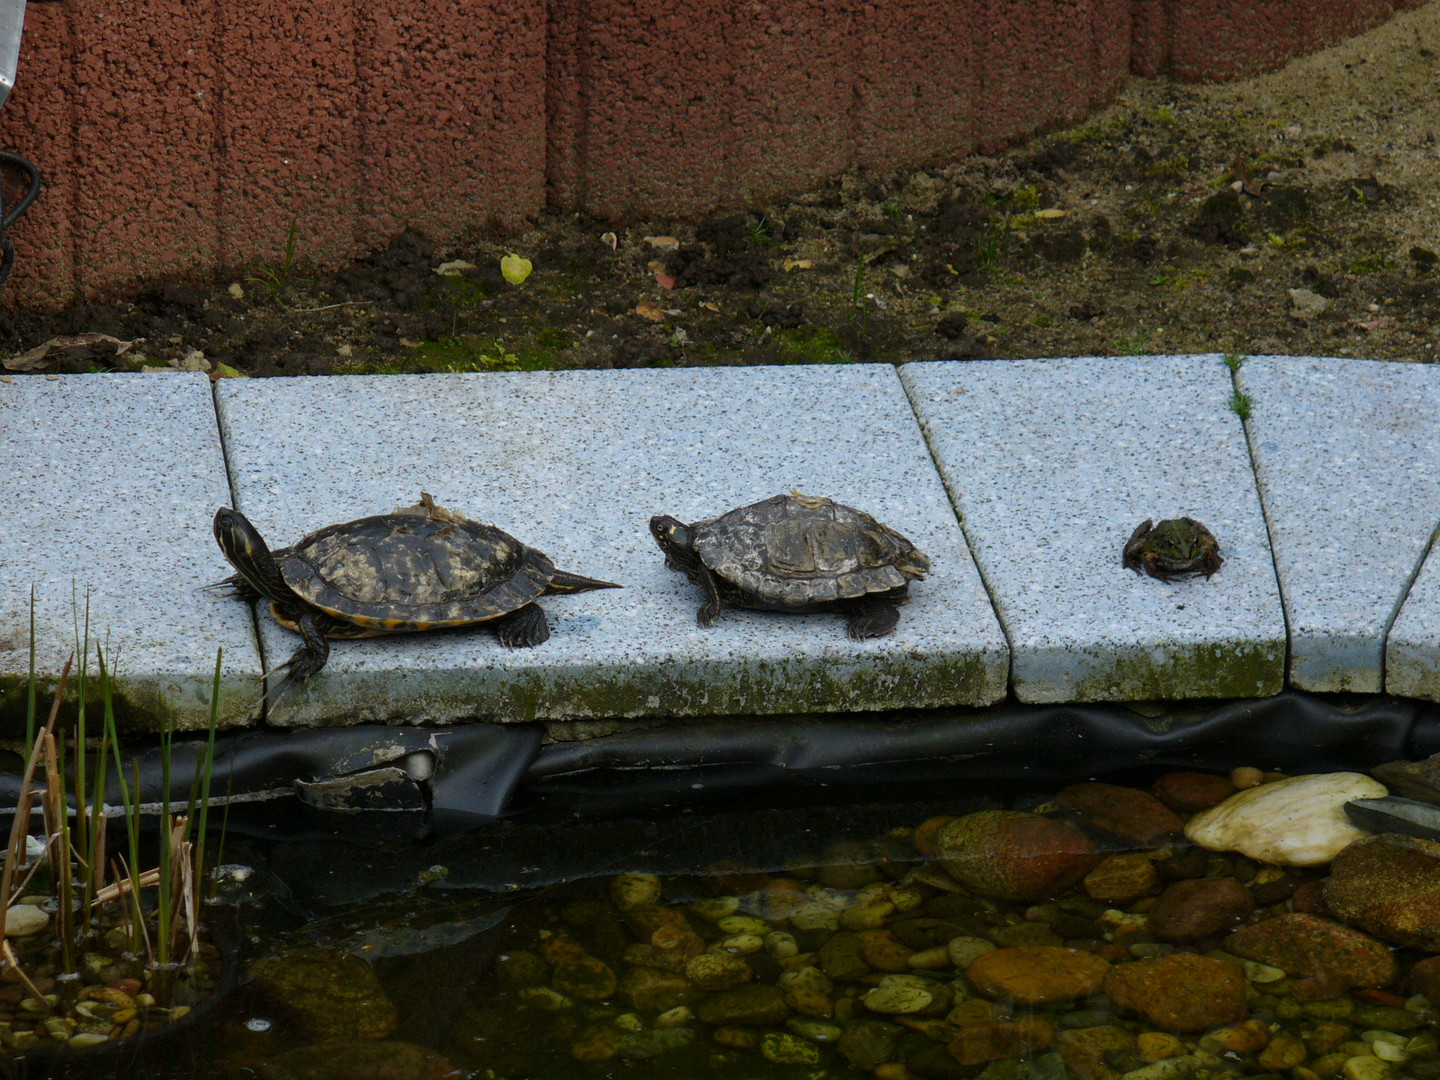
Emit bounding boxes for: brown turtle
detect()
[649,492,930,638]
[214,493,620,690]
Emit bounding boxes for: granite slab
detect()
[213,366,1009,725]
[901,355,1286,702]
[1237,355,1440,692]
[0,373,262,732]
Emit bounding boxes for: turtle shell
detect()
[277,502,554,631]
[693,493,929,609]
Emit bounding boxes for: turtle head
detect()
[649,515,699,572]
[213,507,293,603]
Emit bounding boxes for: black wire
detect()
[0,150,41,230]
[0,150,42,290]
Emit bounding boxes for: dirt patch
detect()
[4,4,1440,374]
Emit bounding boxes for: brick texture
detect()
[0,0,1415,307]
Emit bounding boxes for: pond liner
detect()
[514,691,1440,822]
[0,691,1435,838]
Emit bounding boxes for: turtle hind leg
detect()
[845,598,902,640]
[544,570,623,594]
[495,603,551,648]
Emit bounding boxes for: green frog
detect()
[1122,517,1223,581]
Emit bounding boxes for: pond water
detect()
[16,759,1439,1080]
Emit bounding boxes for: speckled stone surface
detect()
[214,367,1009,726]
[0,374,262,731]
[1237,356,1440,693]
[901,355,1285,702]
[1384,419,1440,703]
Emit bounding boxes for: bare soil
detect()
[4,3,1440,376]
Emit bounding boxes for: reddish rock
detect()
[1103,953,1247,1032]
[1290,973,1351,1002]
[949,1018,1055,1066]
[1290,879,1330,916]
[1224,913,1399,988]
[1055,783,1185,848]
[1325,834,1440,951]
[965,947,1111,1004]
[1148,877,1255,943]
[1152,772,1236,813]
[936,811,1101,902]
[1410,955,1440,1003]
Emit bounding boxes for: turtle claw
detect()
[495,603,550,648]
[846,601,901,640]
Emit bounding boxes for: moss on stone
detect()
[1066,639,1283,702]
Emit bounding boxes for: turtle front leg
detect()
[495,603,551,648]
[267,610,331,702]
[845,597,902,640]
[695,565,725,628]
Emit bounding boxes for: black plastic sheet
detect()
[2,691,1436,838]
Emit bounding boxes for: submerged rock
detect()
[258,1039,458,1080]
[1183,772,1386,866]
[936,811,1100,902]
[965,946,1110,1004]
[248,947,397,1041]
[1055,782,1184,847]
[949,1017,1055,1066]
[1344,795,1440,843]
[1223,913,1398,988]
[1371,753,1440,804]
[1151,771,1235,813]
[694,984,790,1026]
[1147,876,1255,944]
[1103,953,1247,1032]
[1083,851,1161,904]
[1410,955,1440,1003]
[1324,833,1440,950]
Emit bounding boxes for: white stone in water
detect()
[1184,772,1388,866]
[4,904,49,937]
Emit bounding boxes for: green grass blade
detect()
[191,649,223,904]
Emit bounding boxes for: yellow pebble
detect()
[1138,1032,1187,1061]
[1230,766,1265,788]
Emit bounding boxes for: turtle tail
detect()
[545,569,623,594]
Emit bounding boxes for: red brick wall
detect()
[0,0,1419,307]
